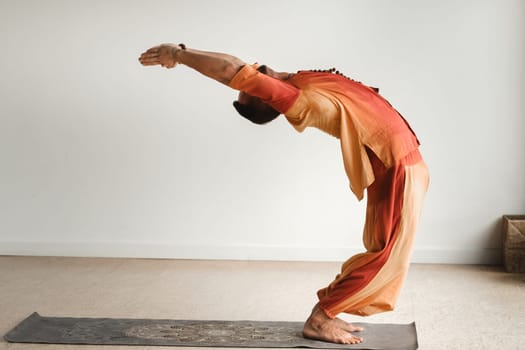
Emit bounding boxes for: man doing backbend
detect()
[139,43,429,345]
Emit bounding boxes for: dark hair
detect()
[232,100,280,125]
[233,65,281,125]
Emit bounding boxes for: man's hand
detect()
[138,43,245,85]
[139,44,182,68]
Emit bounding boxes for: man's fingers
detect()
[140,52,160,59]
[139,45,174,67]
[140,60,160,66]
[139,52,161,64]
[138,47,160,63]
[139,56,161,65]
[140,61,160,66]
[139,55,160,62]
[145,46,160,54]
[139,55,159,61]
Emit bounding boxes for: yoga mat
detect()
[5,312,418,350]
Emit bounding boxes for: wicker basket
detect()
[502,215,525,273]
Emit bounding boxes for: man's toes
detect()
[340,336,352,344]
[341,334,362,344]
[350,335,363,344]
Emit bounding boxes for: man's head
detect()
[233,92,280,125]
[232,65,284,125]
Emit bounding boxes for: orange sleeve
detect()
[229,65,300,113]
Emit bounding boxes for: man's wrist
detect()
[172,43,186,64]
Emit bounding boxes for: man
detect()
[139,43,429,345]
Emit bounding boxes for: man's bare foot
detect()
[303,306,363,344]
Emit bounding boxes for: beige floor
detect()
[0,256,524,350]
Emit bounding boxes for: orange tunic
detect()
[229,64,420,200]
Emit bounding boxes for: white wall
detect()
[1,0,523,264]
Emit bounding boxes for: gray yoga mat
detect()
[5,312,418,350]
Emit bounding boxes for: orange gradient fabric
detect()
[229,65,420,200]
[229,64,429,317]
[317,148,429,316]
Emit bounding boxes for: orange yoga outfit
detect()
[229,65,429,318]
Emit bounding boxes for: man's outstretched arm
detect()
[139,43,245,85]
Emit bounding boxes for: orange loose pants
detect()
[317,148,429,318]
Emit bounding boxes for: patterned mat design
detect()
[5,312,418,350]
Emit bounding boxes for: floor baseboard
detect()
[0,241,502,265]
